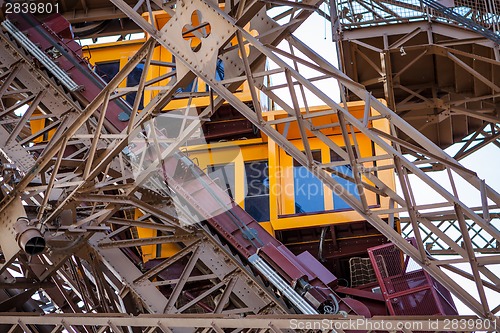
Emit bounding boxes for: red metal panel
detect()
[8,13,128,132]
[368,238,458,317]
[296,251,337,288]
[41,14,74,40]
[260,244,309,285]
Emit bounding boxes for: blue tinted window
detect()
[244,161,269,222]
[95,61,119,83]
[215,59,224,81]
[126,63,144,109]
[331,148,360,210]
[294,151,323,213]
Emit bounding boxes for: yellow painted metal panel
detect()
[259,222,275,237]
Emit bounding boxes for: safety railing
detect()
[333,0,500,43]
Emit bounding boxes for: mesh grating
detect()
[335,0,425,28]
[389,289,440,315]
[349,257,377,287]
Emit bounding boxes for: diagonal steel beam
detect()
[108,0,500,317]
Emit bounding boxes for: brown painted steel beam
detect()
[0,314,497,332]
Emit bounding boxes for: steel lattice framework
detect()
[330,0,500,156]
[0,0,499,331]
[331,0,500,257]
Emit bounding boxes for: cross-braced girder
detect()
[98,0,500,318]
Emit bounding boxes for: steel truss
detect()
[337,23,500,153]
[107,0,500,318]
[330,1,500,258]
[0,314,497,333]
[401,207,500,255]
[0,0,498,328]
[0,25,288,321]
[329,1,500,158]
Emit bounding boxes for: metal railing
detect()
[423,0,500,43]
[333,0,500,42]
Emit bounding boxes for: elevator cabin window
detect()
[95,61,144,109]
[126,63,144,109]
[293,149,361,213]
[244,161,270,222]
[293,151,323,213]
[207,163,235,199]
[330,148,361,210]
[95,61,119,83]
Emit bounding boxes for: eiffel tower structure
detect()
[0,0,498,331]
